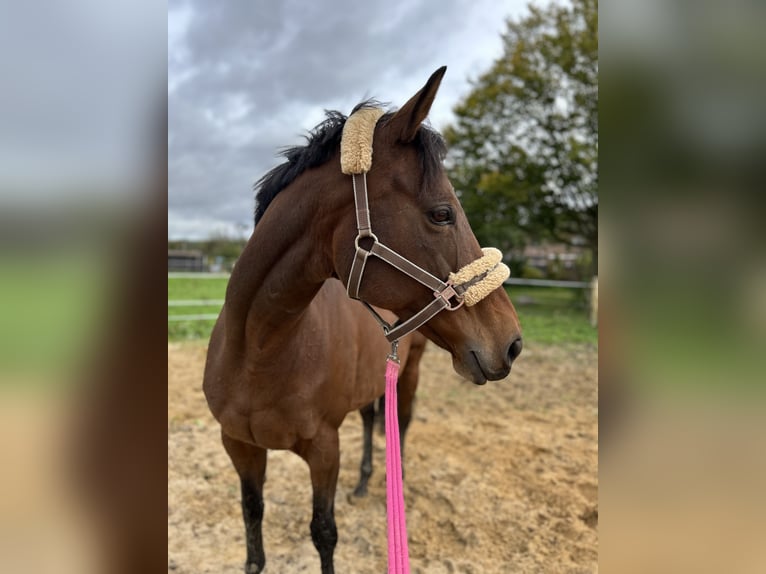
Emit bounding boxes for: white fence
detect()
[167,273,227,321]
[168,272,230,279]
[168,300,225,306]
[168,274,598,324]
[167,298,224,322]
[504,278,590,288]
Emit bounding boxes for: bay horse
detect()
[203,67,522,574]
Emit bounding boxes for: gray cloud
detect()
[168,0,526,239]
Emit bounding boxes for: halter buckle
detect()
[435,282,465,311]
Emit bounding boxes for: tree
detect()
[203,229,248,262]
[444,0,598,274]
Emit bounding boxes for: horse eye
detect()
[429,207,454,226]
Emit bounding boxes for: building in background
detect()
[168,249,205,272]
[514,239,591,280]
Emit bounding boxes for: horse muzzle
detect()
[453,336,523,385]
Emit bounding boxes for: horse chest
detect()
[242,378,340,448]
[248,412,314,450]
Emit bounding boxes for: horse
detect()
[203,66,523,574]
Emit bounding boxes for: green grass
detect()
[506,285,597,346]
[167,276,228,341]
[168,277,229,301]
[168,277,597,346]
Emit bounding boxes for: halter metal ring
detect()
[354,232,379,253]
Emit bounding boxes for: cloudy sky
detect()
[168,0,529,240]
[0,1,160,199]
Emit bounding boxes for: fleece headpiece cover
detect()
[340,107,385,174]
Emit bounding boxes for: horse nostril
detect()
[507,337,523,364]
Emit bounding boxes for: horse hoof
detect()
[245,560,265,574]
[349,486,367,502]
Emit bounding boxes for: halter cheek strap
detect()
[340,108,510,343]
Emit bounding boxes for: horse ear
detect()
[389,66,447,143]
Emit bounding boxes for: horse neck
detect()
[225,169,346,349]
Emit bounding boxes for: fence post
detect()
[590,276,598,327]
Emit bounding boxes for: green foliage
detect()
[521,265,545,279]
[168,231,247,270]
[507,255,527,278]
[445,0,598,272]
[202,234,247,263]
[575,251,593,279]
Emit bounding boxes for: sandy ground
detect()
[168,341,598,573]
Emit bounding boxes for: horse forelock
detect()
[253,100,448,227]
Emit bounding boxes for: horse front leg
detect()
[353,401,375,497]
[297,427,340,574]
[221,432,268,574]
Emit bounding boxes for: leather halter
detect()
[340,107,509,347]
[346,171,466,344]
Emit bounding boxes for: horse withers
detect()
[203,66,522,574]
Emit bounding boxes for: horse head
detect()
[331,67,523,385]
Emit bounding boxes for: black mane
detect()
[253,100,447,226]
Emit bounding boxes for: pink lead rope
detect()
[385,356,411,573]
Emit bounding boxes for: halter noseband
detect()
[340,107,510,346]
